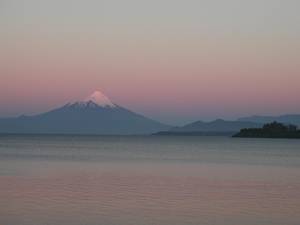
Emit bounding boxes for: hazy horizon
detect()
[1,0,300,125]
[0,91,299,126]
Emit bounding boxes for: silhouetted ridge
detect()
[153,119,262,136]
[238,114,300,126]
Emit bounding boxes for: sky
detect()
[0,0,300,125]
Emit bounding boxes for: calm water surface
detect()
[0,135,300,225]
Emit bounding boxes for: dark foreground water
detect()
[0,135,300,225]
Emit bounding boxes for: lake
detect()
[1,135,300,225]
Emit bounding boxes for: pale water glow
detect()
[1,135,300,225]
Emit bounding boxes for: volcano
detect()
[0,91,170,135]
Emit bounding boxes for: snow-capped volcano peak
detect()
[84,91,116,108]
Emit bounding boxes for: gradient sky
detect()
[1,0,300,125]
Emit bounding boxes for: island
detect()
[233,121,300,139]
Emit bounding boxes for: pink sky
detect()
[0,0,300,124]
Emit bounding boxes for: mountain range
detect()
[170,119,262,133]
[154,119,262,135]
[1,91,299,135]
[155,115,300,136]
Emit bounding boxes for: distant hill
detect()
[238,114,300,126]
[233,121,300,139]
[154,119,262,136]
[0,91,170,135]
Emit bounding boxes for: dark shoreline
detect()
[233,122,300,139]
[153,131,234,136]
